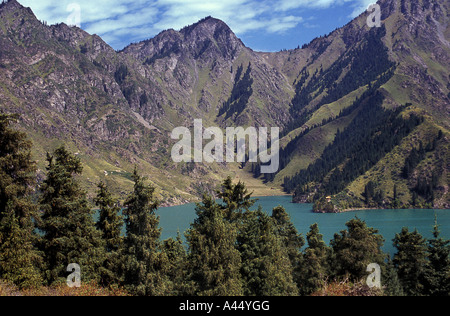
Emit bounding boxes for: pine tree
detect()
[383,257,405,296]
[299,223,331,295]
[94,181,123,286]
[392,184,400,208]
[121,168,164,296]
[237,209,298,296]
[393,228,429,296]
[39,146,104,285]
[185,195,243,296]
[0,114,35,217]
[271,206,305,289]
[95,182,123,252]
[364,181,375,206]
[159,232,188,296]
[330,218,386,281]
[0,113,42,288]
[217,176,256,222]
[0,202,43,289]
[423,218,450,296]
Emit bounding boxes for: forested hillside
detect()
[255,0,449,211]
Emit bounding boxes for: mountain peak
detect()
[180,16,236,41]
[182,16,229,30]
[122,16,245,62]
[0,0,26,12]
[190,16,223,25]
[178,16,245,59]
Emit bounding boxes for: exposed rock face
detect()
[118,16,293,129]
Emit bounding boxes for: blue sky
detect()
[18,0,375,52]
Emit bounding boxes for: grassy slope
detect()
[343,113,448,208]
[273,105,361,188]
[277,0,449,209]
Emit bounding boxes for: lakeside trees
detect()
[121,169,165,296]
[0,114,449,296]
[39,146,105,285]
[0,114,42,289]
[185,195,243,296]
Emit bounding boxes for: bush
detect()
[311,278,382,296]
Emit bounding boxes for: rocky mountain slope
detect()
[271,0,450,210]
[0,0,448,209]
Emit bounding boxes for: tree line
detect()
[255,26,398,188]
[286,26,396,134]
[219,63,253,120]
[0,113,449,296]
[284,93,425,207]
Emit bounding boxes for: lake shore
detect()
[160,193,292,208]
[338,207,382,213]
[334,207,450,214]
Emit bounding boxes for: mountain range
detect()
[0,0,448,209]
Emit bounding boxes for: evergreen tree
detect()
[412,191,419,207]
[423,218,450,296]
[383,257,405,296]
[0,114,35,217]
[299,223,331,295]
[237,209,298,296]
[39,146,104,285]
[94,181,123,286]
[364,181,375,206]
[159,232,188,296]
[216,176,256,223]
[121,168,164,296]
[185,195,243,296]
[330,218,386,281]
[271,206,305,289]
[0,202,43,289]
[393,228,429,296]
[0,113,42,288]
[393,184,399,201]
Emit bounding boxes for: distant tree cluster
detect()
[402,137,439,179]
[114,64,129,85]
[0,113,448,296]
[284,93,423,203]
[273,26,399,195]
[219,63,253,120]
[287,26,396,133]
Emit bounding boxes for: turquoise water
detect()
[157,196,450,255]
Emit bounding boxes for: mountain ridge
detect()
[0,0,448,209]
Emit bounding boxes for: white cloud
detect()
[350,0,377,18]
[19,0,160,47]
[19,0,136,25]
[266,16,304,33]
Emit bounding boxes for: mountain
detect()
[0,0,292,205]
[118,16,293,129]
[0,0,448,209]
[272,0,450,210]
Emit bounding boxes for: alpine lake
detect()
[156,196,450,256]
